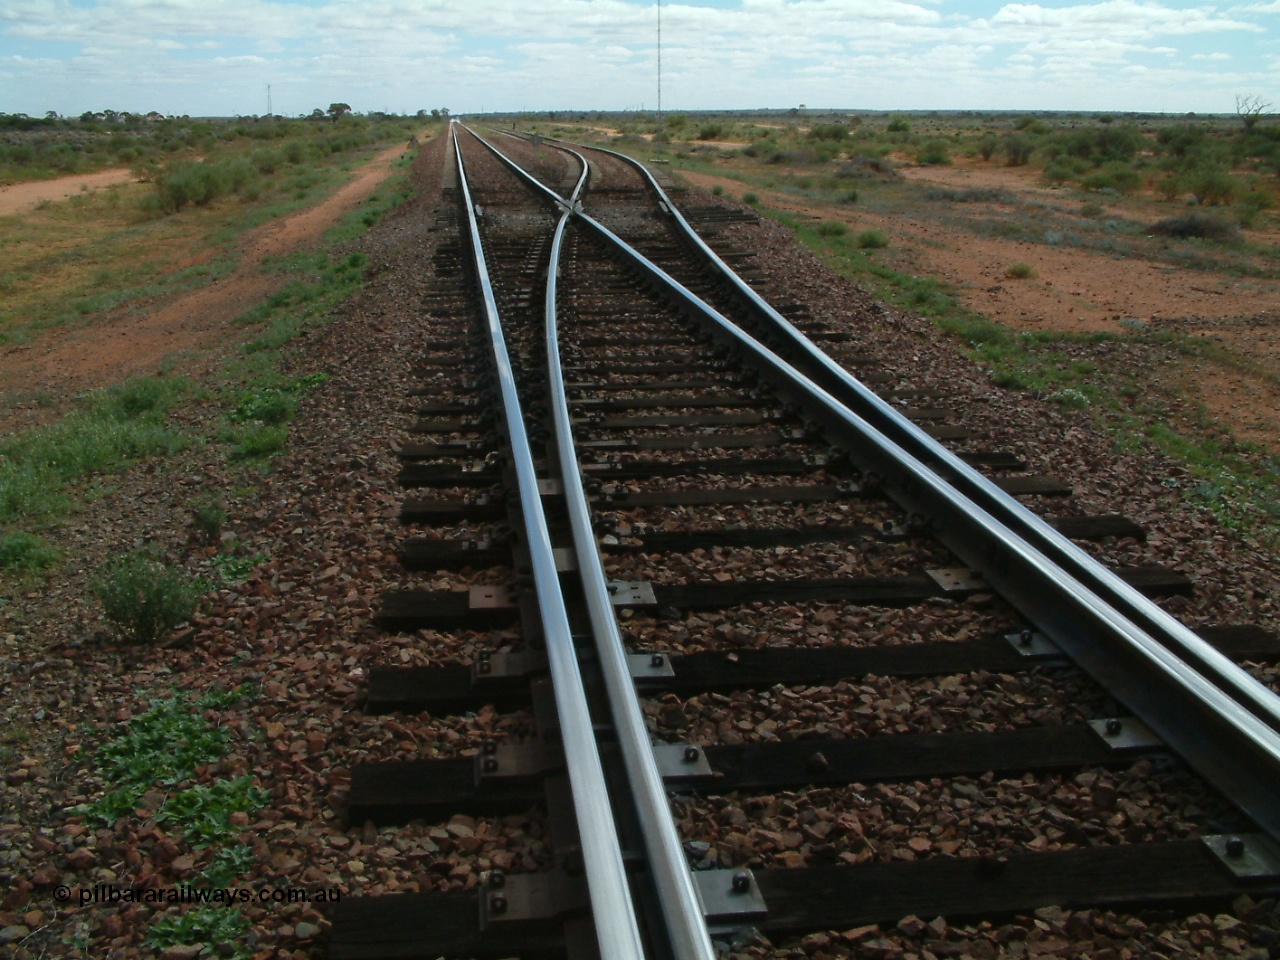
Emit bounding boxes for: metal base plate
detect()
[1203,833,1280,879]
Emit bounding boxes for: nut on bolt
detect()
[1226,836,1246,859]
[1019,629,1034,647]
[482,738,498,754]
[488,869,506,889]
[683,745,700,763]
[731,872,751,893]
[489,892,508,915]
[482,756,499,773]
[1105,718,1123,737]
[650,653,665,667]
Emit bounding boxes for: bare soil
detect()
[0,169,138,216]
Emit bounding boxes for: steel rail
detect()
[578,140,1280,739]
[460,125,1280,842]
[539,138,719,960]
[449,124,647,960]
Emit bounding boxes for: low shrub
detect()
[91,552,205,644]
[817,221,848,237]
[924,187,1014,204]
[1147,213,1243,244]
[1190,169,1241,206]
[226,423,288,460]
[856,229,888,249]
[0,531,59,573]
[1004,135,1033,167]
[1006,262,1037,279]
[1081,161,1141,193]
[742,192,759,205]
[916,140,951,165]
[191,498,227,541]
[842,189,859,204]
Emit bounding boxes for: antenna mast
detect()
[657,0,662,130]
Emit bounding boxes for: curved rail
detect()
[538,139,719,960]
[461,124,1280,843]
[449,124,647,960]
[582,139,1280,739]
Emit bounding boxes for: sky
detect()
[1,0,1277,118]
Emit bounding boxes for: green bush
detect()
[842,189,859,204]
[226,423,288,460]
[1181,166,1239,206]
[1081,161,1141,193]
[916,140,951,165]
[0,531,59,573]
[1004,135,1033,167]
[1006,262,1037,279]
[817,221,848,237]
[230,387,296,425]
[886,117,911,134]
[191,498,227,541]
[697,124,723,140]
[743,192,759,205]
[91,552,205,644]
[856,229,888,249]
[977,135,999,161]
[807,124,849,142]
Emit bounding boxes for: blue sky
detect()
[1,0,1277,117]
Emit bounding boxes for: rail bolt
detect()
[482,756,499,773]
[1105,719,1123,737]
[683,746,700,763]
[488,869,506,889]
[1019,630,1034,647]
[482,738,498,754]
[489,893,508,915]
[650,653,665,667]
[731,872,751,894]
[1226,837,1246,859]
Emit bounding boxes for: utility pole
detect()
[267,84,272,117]
[655,0,665,156]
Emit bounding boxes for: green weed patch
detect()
[0,374,189,523]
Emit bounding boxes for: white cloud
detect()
[0,0,1275,114]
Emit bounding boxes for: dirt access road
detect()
[0,140,413,415]
[0,168,138,216]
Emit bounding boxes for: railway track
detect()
[326,124,1280,959]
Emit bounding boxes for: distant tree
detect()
[45,110,58,120]
[308,107,326,121]
[430,108,440,119]
[1236,94,1271,131]
[327,102,352,122]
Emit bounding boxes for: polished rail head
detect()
[450,126,648,960]
[461,126,1280,844]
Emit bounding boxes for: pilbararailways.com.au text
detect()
[65,883,342,907]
